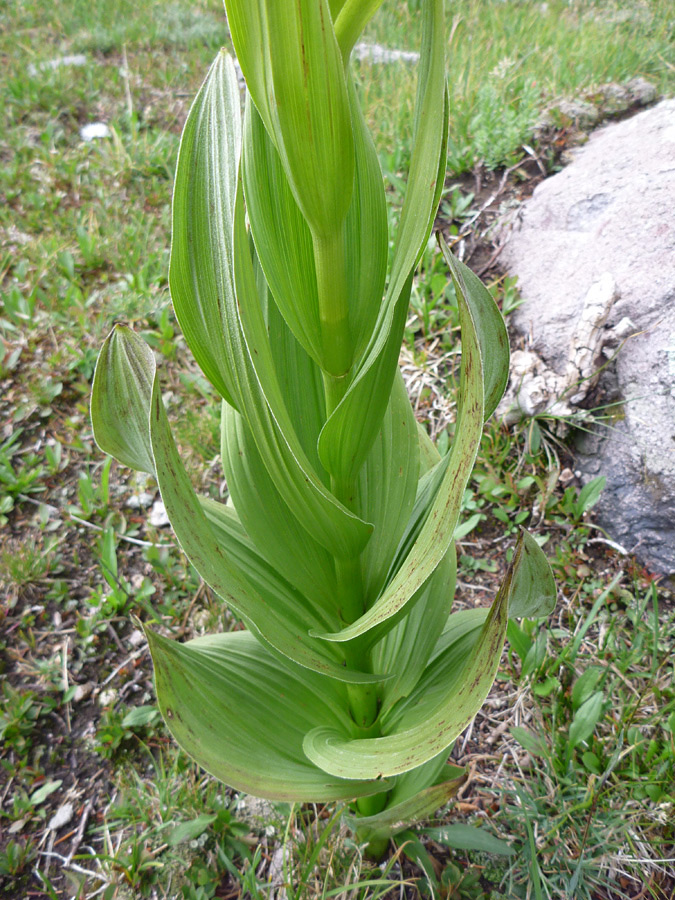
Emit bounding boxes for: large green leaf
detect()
[242,99,323,366]
[314,267,485,644]
[302,558,509,779]
[147,628,392,801]
[198,495,333,628]
[344,74,389,362]
[356,370,420,604]
[317,0,447,484]
[263,0,354,240]
[222,1,273,135]
[91,325,155,474]
[302,531,544,779]
[169,51,241,408]
[148,370,380,682]
[384,531,554,732]
[93,325,378,682]
[221,403,339,613]
[230,188,372,560]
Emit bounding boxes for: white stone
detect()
[48,803,74,831]
[353,42,419,64]
[28,55,87,76]
[149,499,170,528]
[80,123,111,142]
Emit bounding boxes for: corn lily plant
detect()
[91,0,555,857]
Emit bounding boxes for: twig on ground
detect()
[66,799,94,865]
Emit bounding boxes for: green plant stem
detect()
[322,368,379,734]
[313,228,352,377]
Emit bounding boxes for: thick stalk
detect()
[322,368,378,731]
[313,228,353,377]
[318,248,385,810]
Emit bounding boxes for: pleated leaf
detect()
[344,74,389,361]
[243,76,387,374]
[147,628,392,801]
[170,48,370,560]
[169,51,241,408]
[373,543,456,714]
[93,324,377,682]
[221,404,339,614]
[91,325,155,474]
[148,370,381,683]
[198,496,333,631]
[263,0,354,239]
[317,0,447,484]
[303,532,545,779]
[222,1,273,134]
[242,98,323,366]
[384,531,554,733]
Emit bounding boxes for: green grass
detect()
[359,0,675,171]
[1,0,674,897]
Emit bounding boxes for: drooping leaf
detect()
[439,239,509,420]
[91,325,155,475]
[147,628,392,802]
[508,529,556,618]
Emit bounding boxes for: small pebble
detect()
[128,629,145,648]
[48,802,74,831]
[149,499,170,527]
[80,122,111,142]
[98,688,117,708]
[73,682,93,703]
